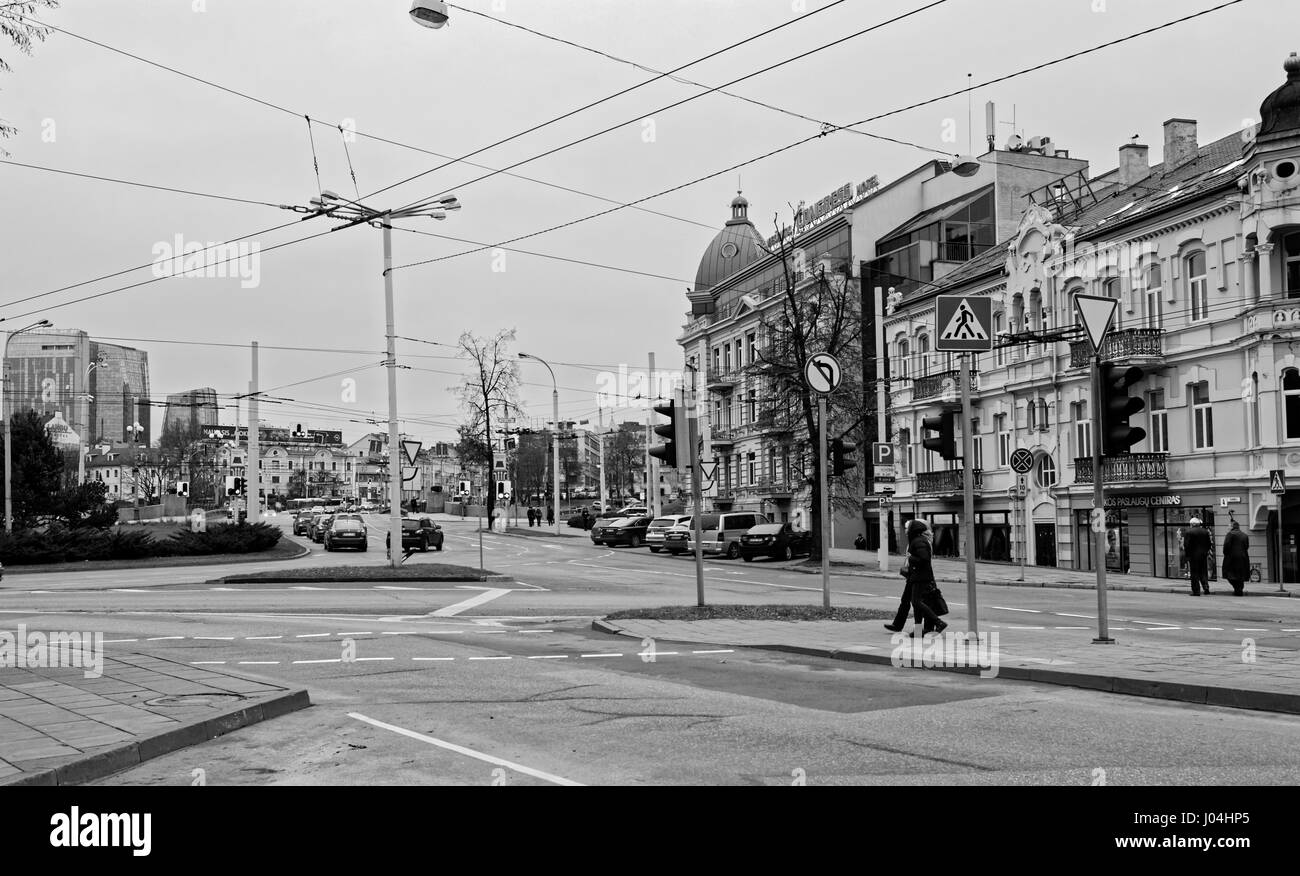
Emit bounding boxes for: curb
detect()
[1,688,311,787]
[209,574,512,584]
[5,541,312,576]
[592,620,1300,717]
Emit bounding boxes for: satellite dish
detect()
[1005,134,1024,152]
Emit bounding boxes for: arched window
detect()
[1037,454,1057,488]
[1186,252,1208,322]
[896,338,909,380]
[1144,264,1163,329]
[917,334,930,377]
[1104,278,1123,331]
[1285,231,1300,297]
[1285,369,1300,441]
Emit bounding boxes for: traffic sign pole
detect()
[818,395,831,609]
[960,353,978,636]
[1273,470,1288,593]
[1093,354,1113,643]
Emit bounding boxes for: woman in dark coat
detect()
[906,519,947,636]
[1222,520,1250,596]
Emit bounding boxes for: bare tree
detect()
[453,329,521,514]
[0,1,59,146]
[750,210,866,559]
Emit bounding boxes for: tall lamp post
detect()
[300,190,461,568]
[519,352,561,535]
[1,319,53,532]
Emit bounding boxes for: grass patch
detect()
[605,604,892,622]
[217,562,495,583]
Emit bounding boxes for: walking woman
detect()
[1222,520,1251,596]
[904,519,947,636]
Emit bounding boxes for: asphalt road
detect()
[6,513,1300,785]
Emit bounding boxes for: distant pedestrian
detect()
[528,507,536,527]
[546,505,554,526]
[1183,517,1213,596]
[1222,520,1250,597]
[854,533,867,551]
[581,507,591,530]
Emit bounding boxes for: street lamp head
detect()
[320,190,343,202]
[410,0,449,28]
[441,197,461,211]
[428,210,447,221]
[949,155,982,177]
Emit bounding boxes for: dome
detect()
[1258,52,1300,144]
[694,191,764,293]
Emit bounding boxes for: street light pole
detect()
[2,319,53,532]
[519,353,560,535]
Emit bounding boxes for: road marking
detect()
[348,712,584,786]
[246,635,283,640]
[517,630,554,634]
[190,661,226,665]
[580,653,622,658]
[296,633,330,638]
[1007,625,1045,630]
[293,658,341,664]
[1142,627,1182,631]
[194,636,235,641]
[652,651,681,656]
[1053,626,1089,631]
[209,587,242,592]
[291,586,328,590]
[1234,628,1267,632]
[468,656,512,661]
[375,586,420,590]
[412,657,455,662]
[432,587,513,617]
[1285,629,1300,633]
[103,638,138,643]
[1055,613,1094,619]
[338,632,373,636]
[110,589,149,593]
[146,636,184,641]
[993,606,1041,613]
[238,661,281,665]
[692,649,735,654]
[1189,627,1224,631]
[381,631,420,636]
[354,657,395,662]
[527,655,568,659]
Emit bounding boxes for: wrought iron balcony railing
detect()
[753,478,796,496]
[912,370,976,402]
[1069,329,1164,368]
[916,468,982,494]
[1073,453,1168,484]
[705,368,736,391]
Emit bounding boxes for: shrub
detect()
[0,521,282,565]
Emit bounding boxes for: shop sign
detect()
[1104,494,1182,508]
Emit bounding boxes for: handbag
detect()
[899,559,910,578]
[926,587,949,616]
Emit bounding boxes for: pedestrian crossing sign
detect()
[1271,469,1287,494]
[935,295,993,352]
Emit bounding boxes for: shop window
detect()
[1187,252,1209,322]
[1285,369,1300,440]
[1192,381,1213,449]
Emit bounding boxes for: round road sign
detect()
[804,352,842,395]
[1010,448,1034,474]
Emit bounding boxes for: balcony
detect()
[706,368,736,392]
[912,370,976,402]
[1074,453,1168,485]
[709,428,735,450]
[1069,328,1164,368]
[753,478,796,499]
[916,468,982,495]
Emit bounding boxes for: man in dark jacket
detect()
[1222,520,1250,596]
[1182,517,1213,596]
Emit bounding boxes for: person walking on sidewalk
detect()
[1222,520,1250,597]
[546,505,554,526]
[1183,517,1212,595]
[889,519,946,636]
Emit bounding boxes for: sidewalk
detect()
[1,651,309,786]
[820,549,1295,598]
[594,617,1300,716]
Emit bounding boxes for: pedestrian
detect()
[1222,520,1250,597]
[854,533,867,551]
[528,507,536,527]
[546,505,554,526]
[887,519,946,636]
[581,507,591,530]
[1182,517,1213,596]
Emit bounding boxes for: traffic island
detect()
[0,651,309,786]
[605,605,892,622]
[210,563,510,584]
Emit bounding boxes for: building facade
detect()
[163,388,219,434]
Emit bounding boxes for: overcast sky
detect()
[1,0,1292,447]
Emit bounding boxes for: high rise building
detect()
[163,387,219,434]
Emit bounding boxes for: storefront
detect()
[1072,493,1218,580]
[975,510,1011,561]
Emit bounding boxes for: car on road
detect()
[596,515,654,548]
[311,514,335,543]
[386,517,444,552]
[646,515,690,553]
[739,522,813,562]
[293,512,314,537]
[324,517,369,552]
[673,512,770,559]
[589,517,627,543]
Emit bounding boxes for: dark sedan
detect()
[324,517,368,552]
[293,512,314,537]
[662,524,691,555]
[597,515,653,548]
[739,523,813,562]
[589,517,627,544]
[386,517,444,552]
[311,514,335,543]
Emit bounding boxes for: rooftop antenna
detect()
[967,73,973,155]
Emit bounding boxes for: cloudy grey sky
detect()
[0,0,1290,446]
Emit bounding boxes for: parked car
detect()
[590,517,627,543]
[739,522,813,562]
[311,514,335,543]
[386,517,444,552]
[693,511,771,559]
[598,515,654,548]
[293,512,314,537]
[646,515,690,553]
[662,522,693,555]
[324,517,369,552]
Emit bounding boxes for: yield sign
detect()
[1075,294,1118,355]
[699,462,718,489]
[400,439,422,466]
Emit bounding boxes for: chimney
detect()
[1163,118,1198,170]
[1118,142,1150,187]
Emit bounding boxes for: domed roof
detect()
[1258,52,1300,144]
[694,191,764,293]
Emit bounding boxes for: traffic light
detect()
[233,477,245,497]
[176,480,189,497]
[1100,363,1147,455]
[921,409,959,460]
[648,396,689,469]
[830,438,857,476]
[224,476,237,496]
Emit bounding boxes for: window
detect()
[747,390,757,424]
[1251,372,1261,447]
[1149,389,1168,453]
[899,428,912,475]
[1039,306,1052,354]
[996,415,1010,467]
[1187,252,1209,322]
[748,459,756,485]
[712,347,721,375]
[1027,399,1036,432]
[724,344,732,371]
[1104,278,1123,332]
[1286,232,1300,297]
[896,339,909,380]
[917,335,930,377]
[271,476,280,484]
[1074,401,1091,459]
[1285,370,1300,441]
[1144,264,1164,329]
[972,418,983,469]
[1192,381,1213,449]
[1037,455,1057,488]
[747,332,758,363]
[734,337,743,368]
[994,313,1005,366]
[270,459,281,471]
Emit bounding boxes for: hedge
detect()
[0,522,283,566]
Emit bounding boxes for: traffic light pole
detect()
[818,395,831,609]
[1092,354,1113,643]
[688,406,705,607]
[959,353,977,636]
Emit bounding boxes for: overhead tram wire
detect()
[0,160,284,207]
[4,1,1245,321]
[388,0,1250,273]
